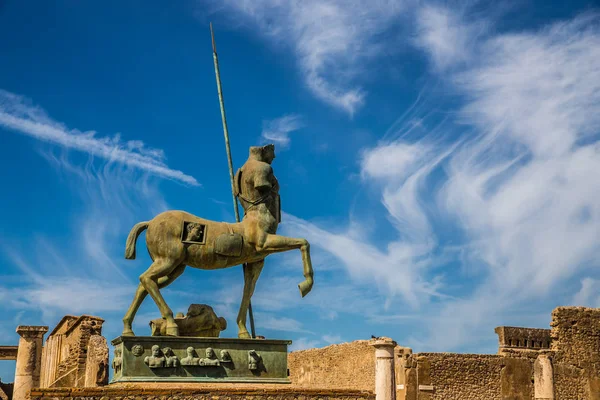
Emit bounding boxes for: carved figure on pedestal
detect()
[199,347,220,366]
[163,347,179,367]
[248,350,261,371]
[181,346,200,366]
[220,350,232,363]
[112,348,122,374]
[144,345,165,368]
[121,144,314,338]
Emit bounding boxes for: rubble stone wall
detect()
[414,353,506,400]
[288,340,376,391]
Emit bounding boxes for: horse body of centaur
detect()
[121,144,314,338]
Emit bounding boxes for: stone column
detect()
[13,326,48,400]
[534,354,555,400]
[370,337,397,400]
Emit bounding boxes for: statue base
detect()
[110,336,291,384]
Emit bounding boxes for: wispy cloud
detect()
[0,145,171,330]
[0,89,198,186]
[261,114,303,148]
[290,337,321,352]
[414,3,487,71]
[273,10,600,352]
[203,0,408,115]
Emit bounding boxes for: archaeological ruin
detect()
[0,306,599,399]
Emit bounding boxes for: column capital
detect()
[369,336,397,348]
[16,326,48,339]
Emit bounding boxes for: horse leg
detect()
[236,260,264,339]
[259,234,314,297]
[139,258,182,336]
[122,264,186,336]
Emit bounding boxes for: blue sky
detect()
[1,0,600,381]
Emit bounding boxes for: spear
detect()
[210,22,256,339]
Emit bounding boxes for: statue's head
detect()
[152,345,160,356]
[249,144,276,164]
[163,347,173,356]
[186,346,194,356]
[115,348,121,356]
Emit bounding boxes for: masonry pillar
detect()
[13,326,48,400]
[534,354,555,400]
[370,337,397,400]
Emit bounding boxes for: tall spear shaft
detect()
[210,23,256,339]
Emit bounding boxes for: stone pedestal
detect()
[13,326,48,400]
[111,336,291,383]
[370,337,397,400]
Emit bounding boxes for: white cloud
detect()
[415,4,486,71]
[261,114,303,148]
[571,278,600,307]
[205,0,408,115]
[0,89,198,186]
[0,145,173,329]
[322,334,342,344]
[290,337,321,352]
[254,312,312,334]
[273,11,600,352]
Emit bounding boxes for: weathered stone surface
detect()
[13,325,48,400]
[495,326,552,354]
[370,337,396,400]
[534,354,554,399]
[150,304,226,337]
[288,340,376,391]
[0,346,18,360]
[29,385,375,400]
[40,315,105,388]
[0,380,12,400]
[84,335,109,387]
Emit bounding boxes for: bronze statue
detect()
[122,144,314,338]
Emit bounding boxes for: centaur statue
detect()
[121,144,314,338]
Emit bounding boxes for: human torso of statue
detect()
[235,146,280,233]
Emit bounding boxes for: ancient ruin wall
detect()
[553,362,588,400]
[550,306,600,399]
[288,340,375,391]
[30,386,375,400]
[551,307,600,373]
[40,315,107,388]
[415,353,506,400]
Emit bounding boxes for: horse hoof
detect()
[122,329,135,337]
[238,331,251,339]
[166,325,179,336]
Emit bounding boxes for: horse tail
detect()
[125,221,149,260]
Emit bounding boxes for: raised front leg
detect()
[237,260,264,339]
[258,234,314,297]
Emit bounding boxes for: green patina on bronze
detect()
[111,336,291,384]
[121,144,314,340]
